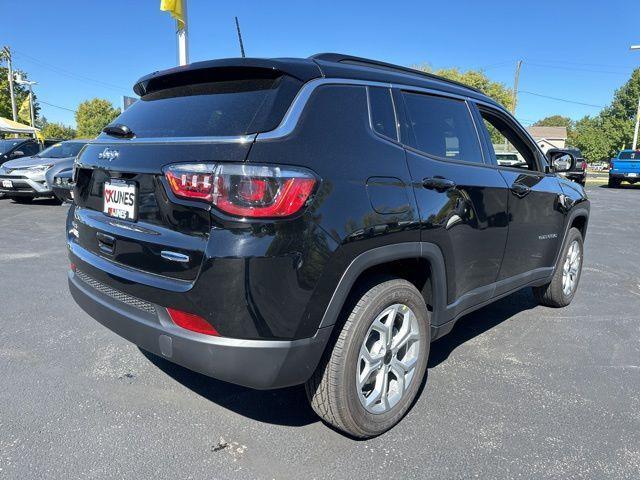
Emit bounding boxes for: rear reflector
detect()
[166,307,220,336]
[163,163,317,218]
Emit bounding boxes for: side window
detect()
[479,109,538,171]
[20,142,38,156]
[401,91,483,164]
[367,87,398,141]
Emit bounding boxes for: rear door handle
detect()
[510,183,531,197]
[422,176,456,192]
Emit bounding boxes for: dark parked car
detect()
[560,147,587,186]
[46,158,75,202]
[0,140,88,203]
[67,54,590,438]
[0,137,59,166]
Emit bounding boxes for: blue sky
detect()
[4,0,640,128]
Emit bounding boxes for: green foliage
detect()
[533,115,574,128]
[570,68,640,160]
[41,121,76,140]
[75,98,120,138]
[0,66,40,122]
[415,65,514,110]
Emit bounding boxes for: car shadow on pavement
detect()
[141,288,539,429]
[140,348,319,427]
[428,288,539,368]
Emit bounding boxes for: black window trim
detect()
[472,101,547,175]
[365,86,400,143]
[397,88,488,166]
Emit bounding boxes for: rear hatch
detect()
[72,61,320,283]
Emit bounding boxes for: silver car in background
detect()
[0,140,88,203]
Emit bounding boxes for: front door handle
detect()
[423,176,456,192]
[510,183,531,197]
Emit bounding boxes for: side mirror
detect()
[546,149,575,173]
[11,150,24,158]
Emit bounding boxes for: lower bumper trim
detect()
[68,271,332,390]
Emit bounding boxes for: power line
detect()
[39,100,76,113]
[525,62,631,76]
[519,91,604,108]
[12,49,130,92]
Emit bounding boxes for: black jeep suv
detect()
[67,54,589,438]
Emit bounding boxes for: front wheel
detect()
[533,227,584,307]
[306,278,430,438]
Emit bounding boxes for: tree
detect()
[415,65,514,110]
[75,98,120,138]
[570,68,640,159]
[0,66,40,122]
[533,115,574,128]
[41,121,76,140]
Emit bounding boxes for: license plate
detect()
[2,180,13,188]
[627,173,638,178]
[103,180,137,221]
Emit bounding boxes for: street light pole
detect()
[14,74,37,128]
[630,45,640,150]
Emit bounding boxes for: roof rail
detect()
[310,53,482,93]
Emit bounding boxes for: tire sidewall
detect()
[558,228,584,303]
[341,280,430,437]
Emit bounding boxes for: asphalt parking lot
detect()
[1,184,639,480]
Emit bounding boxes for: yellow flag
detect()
[35,129,45,142]
[19,96,32,125]
[160,0,185,31]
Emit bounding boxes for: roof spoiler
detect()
[133,57,322,96]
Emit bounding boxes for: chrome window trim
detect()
[256,77,505,142]
[89,134,257,145]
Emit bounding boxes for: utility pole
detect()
[235,17,246,58]
[1,46,18,121]
[630,45,640,150]
[511,60,523,115]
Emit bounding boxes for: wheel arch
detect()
[318,243,447,332]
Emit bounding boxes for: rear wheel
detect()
[608,177,620,188]
[306,278,430,438]
[533,227,583,307]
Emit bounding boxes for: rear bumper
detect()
[68,269,332,390]
[609,172,640,181]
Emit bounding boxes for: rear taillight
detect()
[164,163,317,218]
[581,161,587,171]
[609,159,615,171]
[167,308,220,336]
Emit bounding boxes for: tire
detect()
[11,197,33,204]
[306,277,430,438]
[533,227,584,308]
[608,177,620,188]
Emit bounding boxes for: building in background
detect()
[527,126,568,152]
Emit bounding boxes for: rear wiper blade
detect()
[102,123,134,138]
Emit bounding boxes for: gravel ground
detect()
[1,185,639,479]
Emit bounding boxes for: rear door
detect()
[473,103,566,285]
[72,71,304,282]
[397,89,510,307]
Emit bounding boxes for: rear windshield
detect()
[106,76,298,138]
[618,151,640,160]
